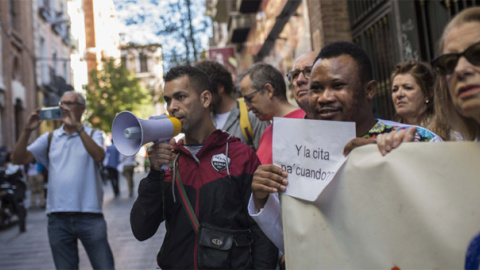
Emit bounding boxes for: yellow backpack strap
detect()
[237,97,254,147]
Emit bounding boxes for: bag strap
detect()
[47,131,53,163]
[237,98,254,148]
[173,155,200,234]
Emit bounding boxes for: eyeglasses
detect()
[59,101,83,106]
[286,66,312,82]
[431,41,480,75]
[243,88,263,106]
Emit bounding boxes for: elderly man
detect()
[11,91,114,269]
[287,51,318,119]
[130,65,278,269]
[248,42,440,253]
[239,63,305,165]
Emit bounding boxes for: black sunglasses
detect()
[431,41,480,75]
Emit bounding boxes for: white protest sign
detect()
[282,142,480,269]
[272,117,355,201]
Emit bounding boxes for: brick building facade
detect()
[0,0,36,149]
[308,0,351,51]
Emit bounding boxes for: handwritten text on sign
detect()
[272,118,355,201]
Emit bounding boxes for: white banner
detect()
[272,118,355,201]
[282,142,480,269]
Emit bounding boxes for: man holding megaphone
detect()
[130,66,278,269]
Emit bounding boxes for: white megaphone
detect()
[112,111,182,169]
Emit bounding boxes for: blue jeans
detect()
[48,212,115,270]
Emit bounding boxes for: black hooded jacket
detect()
[130,130,278,269]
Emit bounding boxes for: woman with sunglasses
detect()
[390,61,435,128]
[429,7,480,141]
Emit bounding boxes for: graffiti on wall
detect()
[401,19,419,61]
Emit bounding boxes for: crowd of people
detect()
[4,6,479,270]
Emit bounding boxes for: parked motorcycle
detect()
[0,170,26,232]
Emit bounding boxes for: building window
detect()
[139,53,148,73]
[40,38,49,85]
[121,55,127,67]
[63,61,69,84]
[126,53,136,73]
[9,0,17,30]
[39,0,52,20]
[50,0,56,20]
[14,99,23,141]
[53,51,58,75]
[12,57,20,81]
[0,29,5,89]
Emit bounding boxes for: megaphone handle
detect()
[153,139,171,171]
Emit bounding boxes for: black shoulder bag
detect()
[172,162,253,269]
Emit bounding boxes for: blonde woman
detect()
[390,61,435,127]
[430,7,480,141]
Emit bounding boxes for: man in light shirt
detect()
[12,91,114,269]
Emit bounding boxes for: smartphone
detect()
[39,106,63,120]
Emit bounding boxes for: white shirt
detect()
[27,125,104,214]
[215,111,231,130]
[248,193,285,253]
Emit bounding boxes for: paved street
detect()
[0,171,166,270]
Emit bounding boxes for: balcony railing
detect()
[39,0,52,21]
[228,14,254,43]
[42,68,73,97]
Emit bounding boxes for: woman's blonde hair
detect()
[431,7,480,140]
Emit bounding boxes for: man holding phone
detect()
[11,91,115,269]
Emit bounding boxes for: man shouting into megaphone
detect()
[130,65,278,269]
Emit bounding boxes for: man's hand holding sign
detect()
[252,165,288,210]
[252,117,355,212]
[272,118,355,201]
[249,117,355,254]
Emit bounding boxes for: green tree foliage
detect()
[84,58,153,133]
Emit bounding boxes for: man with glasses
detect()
[287,51,318,119]
[239,63,306,165]
[11,91,115,269]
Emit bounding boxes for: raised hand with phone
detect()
[39,107,63,120]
